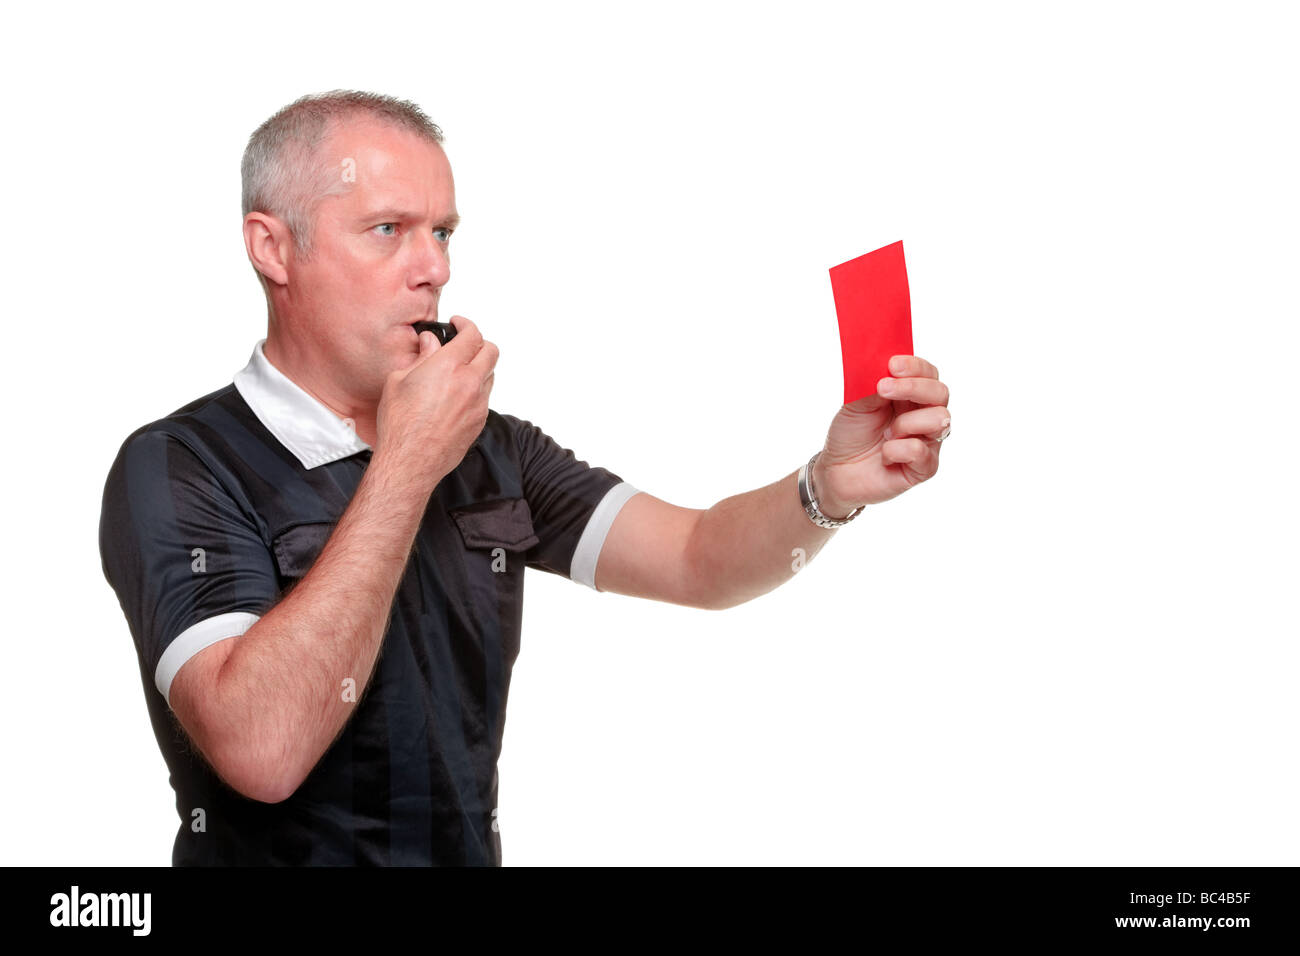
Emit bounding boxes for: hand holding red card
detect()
[811,240,951,513]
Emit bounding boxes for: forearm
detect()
[686,464,849,611]
[206,449,435,800]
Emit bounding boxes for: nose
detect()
[411,228,451,290]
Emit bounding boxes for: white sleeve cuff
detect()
[155,611,261,707]
[570,482,641,591]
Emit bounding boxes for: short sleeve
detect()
[99,428,281,707]
[500,414,640,589]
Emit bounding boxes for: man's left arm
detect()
[594,354,951,610]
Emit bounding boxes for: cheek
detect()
[300,247,403,329]
[309,270,372,324]
[341,259,401,304]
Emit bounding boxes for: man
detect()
[99,90,952,865]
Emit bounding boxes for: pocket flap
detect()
[272,521,336,578]
[448,497,540,551]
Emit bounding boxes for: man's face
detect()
[282,117,459,402]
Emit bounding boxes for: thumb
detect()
[418,329,440,359]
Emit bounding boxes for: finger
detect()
[889,354,939,380]
[445,315,484,363]
[469,340,499,381]
[882,437,942,479]
[405,330,440,371]
[877,375,949,407]
[888,406,951,440]
[880,436,929,466]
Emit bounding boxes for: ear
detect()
[243,212,293,287]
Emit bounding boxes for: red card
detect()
[829,240,914,404]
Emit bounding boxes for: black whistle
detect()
[412,321,457,345]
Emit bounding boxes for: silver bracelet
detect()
[798,452,865,529]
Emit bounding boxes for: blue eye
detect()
[434,227,453,242]
[374,223,397,236]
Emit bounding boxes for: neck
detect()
[262,333,380,447]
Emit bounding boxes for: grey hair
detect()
[241,90,445,265]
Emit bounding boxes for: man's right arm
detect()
[169,446,431,803]
[169,316,498,803]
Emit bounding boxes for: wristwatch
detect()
[798,452,865,529]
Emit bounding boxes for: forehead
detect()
[321,116,454,212]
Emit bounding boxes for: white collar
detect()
[232,339,371,469]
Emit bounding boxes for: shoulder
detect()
[102,384,250,506]
[482,408,534,452]
[486,408,526,434]
[107,383,269,471]
[110,384,240,455]
[485,408,553,449]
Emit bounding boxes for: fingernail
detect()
[878,378,894,393]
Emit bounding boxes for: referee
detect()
[98,90,952,865]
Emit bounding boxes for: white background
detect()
[1,0,1295,866]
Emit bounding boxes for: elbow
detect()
[204,739,305,805]
[693,583,772,611]
[241,770,301,805]
[682,561,742,611]
[222,758,303,805]
[693,591,744,612]
[176,650,308,804]
[714,597,750,611]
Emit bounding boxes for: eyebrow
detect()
[361,208,461,229]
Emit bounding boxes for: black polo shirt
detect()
[98,338,641,865]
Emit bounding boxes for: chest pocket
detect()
[448,497,540,553]
[272,521,336,580]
